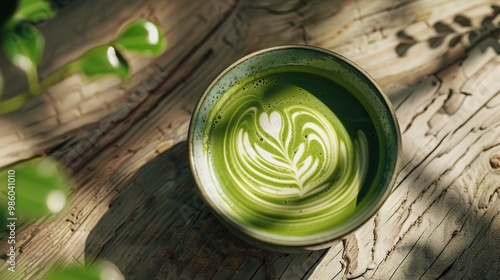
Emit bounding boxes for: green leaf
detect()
[1,22,43,93]
[2,22,44,70]
[42,261,123,280]
[0,194,7,232]
[13,0,56,22]
[78,45,129,80]
[0,68,3,99]
[0,157,71,221]
[114,19,167,55]
[43,266,101,280]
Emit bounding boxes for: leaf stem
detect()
[0,61,80,115]
[27,67,40,95]
[0,92,29,115]
[38,61,80,93]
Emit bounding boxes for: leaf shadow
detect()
[388,6,500,273]
[395,5,500,57]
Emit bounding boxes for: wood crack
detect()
[418,209,459,278]
[302,250,328,278]
[457,211,500,280]
[397,132,450,188]
[245,0,307,16]
[387,230,425,280]
[371,214,379,267]
[403,94,439,133]
[249,263,265,280]
[451,90,500,136]
[436,258,456,279]
[358,0,414,21]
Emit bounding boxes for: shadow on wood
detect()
[391,168,500,279]
[84,141,326,279]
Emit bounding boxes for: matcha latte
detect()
[189,46,401,249]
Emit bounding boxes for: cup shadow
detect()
[84,141,326,279]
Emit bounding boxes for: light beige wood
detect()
[1,0,499,279]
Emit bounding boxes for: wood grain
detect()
[1,0,500,279]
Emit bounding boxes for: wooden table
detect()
[1,0,500,279]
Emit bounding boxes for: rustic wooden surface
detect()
[1,0,500,279]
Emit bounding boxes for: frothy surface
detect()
[205,68,380,237]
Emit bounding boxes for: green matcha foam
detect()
[205,69,373,237]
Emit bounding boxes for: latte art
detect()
[238,109,332,197]
[206,71,374,237]
[231,108,366,199]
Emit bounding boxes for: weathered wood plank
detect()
[1,0,500,279]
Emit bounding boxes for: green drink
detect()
[189,45,400,250]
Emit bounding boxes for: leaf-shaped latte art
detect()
[237,110,337,196]
[221,103,369,208]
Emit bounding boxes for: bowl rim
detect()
[188,44,402,250]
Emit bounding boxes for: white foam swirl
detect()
[211,100,370,237]
[236,109,337,196]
